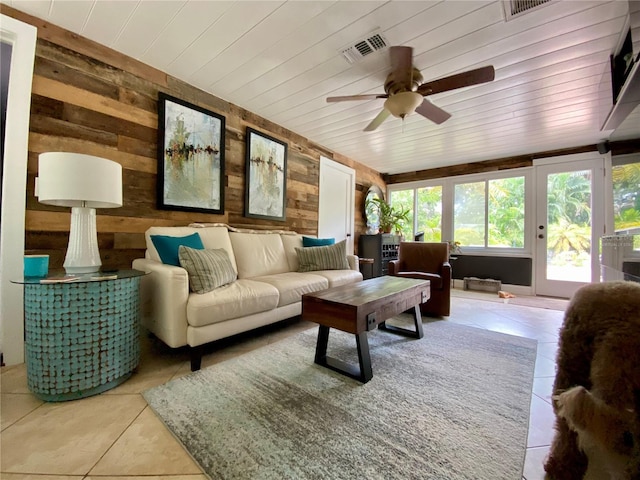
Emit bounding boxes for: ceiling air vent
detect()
[503,0,552,21]
[340,30,389,64]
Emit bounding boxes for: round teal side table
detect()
[13,270,146,401]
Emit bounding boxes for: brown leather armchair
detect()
[388,242,451,316]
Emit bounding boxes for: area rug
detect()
[144,320,537,480]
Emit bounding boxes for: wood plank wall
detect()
[2,6,385,270]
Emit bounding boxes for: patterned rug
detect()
[144,320,537,480]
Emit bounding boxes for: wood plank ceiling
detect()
[4,0,639,175]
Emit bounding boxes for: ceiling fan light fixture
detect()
[384,91,423,118]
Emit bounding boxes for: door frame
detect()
[318,156,355,254]
[533,152,607,297]
[0,15,36,365]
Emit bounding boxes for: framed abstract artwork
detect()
[244,128,287,221]
[157,92,225,214]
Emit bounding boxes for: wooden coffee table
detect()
[302,276,430,383]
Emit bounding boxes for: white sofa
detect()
[132,224,363,370]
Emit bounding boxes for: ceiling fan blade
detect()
[415,99,451,125]
[327,94,387,103]
[364,109,391,132]
[389,46,413,86]
[417,65,495,96]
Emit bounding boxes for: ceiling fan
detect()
[326,46,495,131]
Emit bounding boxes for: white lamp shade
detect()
[36,152,122,208]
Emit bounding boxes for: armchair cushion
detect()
[395,271,443,289]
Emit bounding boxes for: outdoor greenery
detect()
[613,162,640,250]
[365,196,411,234]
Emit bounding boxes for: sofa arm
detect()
[347,254,360,271]
[132,258,190,348]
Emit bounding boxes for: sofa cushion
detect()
[302,236,335,247]
[186,279,280,327]
[151,232,204,266]
[281,234,303,272]
[296,240,349,272]
[251,272,328,307]
[178,246,237,294]
[191,226,238,272]
[145,226,237,272]
[311,269,363,288]
[229,232,289,278]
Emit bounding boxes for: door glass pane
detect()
[454,182,485,246]
[416,186,442,242]
[546,170,592,281]
[612,161,640,250]
[488,176,525,248]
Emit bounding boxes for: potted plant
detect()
[366,197,410,234]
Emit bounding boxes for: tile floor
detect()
[1,289,567,479]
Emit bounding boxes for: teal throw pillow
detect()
[178,246,237,294]
[296,240,349,272]
[303,236,335,247]
[151,233,204,266]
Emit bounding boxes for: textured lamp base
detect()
[64,206,101,274]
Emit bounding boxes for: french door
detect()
[534,158,605,298]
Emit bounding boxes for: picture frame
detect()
[244,128,288,221]
[157,92,225,214]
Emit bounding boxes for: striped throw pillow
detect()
[178,246,237,294]
[296,240,349,272]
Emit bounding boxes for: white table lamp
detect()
[36,152,123,274]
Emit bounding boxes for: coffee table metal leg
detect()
[378,305,424,339]
[314,326,373,383]
[355,332,373,382]
[315,325,330,363]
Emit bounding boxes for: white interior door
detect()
[534,156,605,298]
[318,156,355,254]
[0,15,37,365]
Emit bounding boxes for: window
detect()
[488,176,525,248]
[388,170,530,253]
[454,182,485,246]
[389,189,414,238]
[454,176,525,249]
[416,186,442,242]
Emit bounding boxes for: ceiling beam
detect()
[383,139,640,184]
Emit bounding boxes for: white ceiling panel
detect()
[3,0,637,176]
[9,0,51,19]
[139,1,233,70]
[48,0,93,33]
[81,0,139,47]
[193,1,336,89]
[168,1,284,82]
[112,0,185,60]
